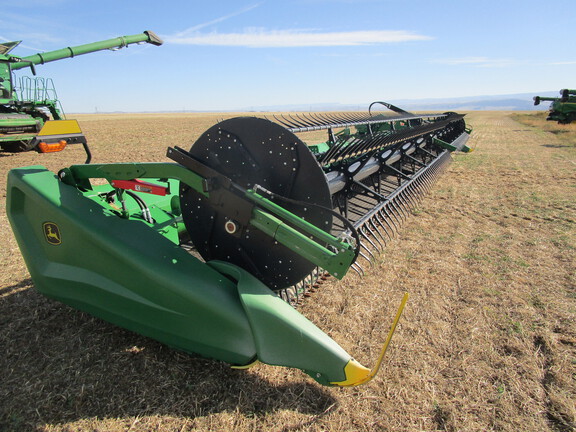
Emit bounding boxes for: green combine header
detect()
[7,100,473,386]
[0,31,162,152]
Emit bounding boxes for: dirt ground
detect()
[0,111,574,431]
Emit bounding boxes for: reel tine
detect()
[273,114,299,130]
[421,172,435,195]
[374,210,395,241]
[304,112,331,129]
[397,189,414,216]
[361,225,381,252]
[326,136,359,163]
[400,187,418,212]
[353,136,382,159]
[288,113,315,130]
[356,226,375,251]
[368,217,387,246]
[293,113,316,129]
[404,184,420,210]
[417,170,430,189]
[389,198,407,222]
[335,134,376,163]
[341,136,367,160]
[420,170,434,194]
[351,262,364,276]
[274,114,299,129]
[364,220,385,250]
[382,204,402,232]
[320,138,350,165]
[278,288,289,303]
[302,112,331,129]
[318,112,344,126]
[357,249,372,265]
[396,188,412,212]
[319,112,349,126]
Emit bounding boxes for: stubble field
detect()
[0,111,574,431]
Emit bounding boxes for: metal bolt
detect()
[225,220,238,234]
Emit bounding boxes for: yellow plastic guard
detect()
[230,359,260,370]
[331,292,409,387]
[38,119,82,136]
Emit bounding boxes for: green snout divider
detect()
[209,261,351,385]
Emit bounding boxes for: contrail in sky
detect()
[167,29,432,48]
[172,3,263,38]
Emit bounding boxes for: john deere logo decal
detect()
[43,222,61,245]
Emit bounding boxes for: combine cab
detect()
[0,31,162,152]
[533,89,576,124]
[7,102,472,387]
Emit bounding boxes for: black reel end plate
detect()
[180,117,332,290]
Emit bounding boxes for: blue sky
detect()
[2,0,575,113]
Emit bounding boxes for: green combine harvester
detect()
[0,31,162,152]
[6,78,473,384]
[533,89,576,124]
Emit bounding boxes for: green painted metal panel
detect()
[433,137,457,152]
[0,132,36,143]
[209,261,351,385]
[7,166,257,365]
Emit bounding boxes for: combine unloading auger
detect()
[0,31,162,152]
[6,103,472,386]
[534,89,576,124]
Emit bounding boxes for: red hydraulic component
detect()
[111,179,169,196]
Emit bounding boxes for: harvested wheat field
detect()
[0,110,574,432]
